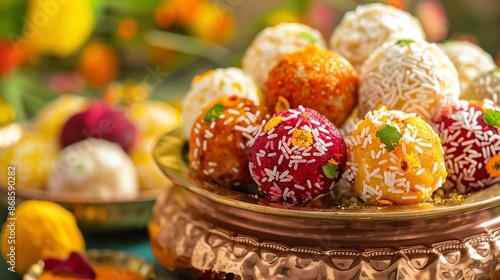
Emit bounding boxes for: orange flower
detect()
[154,3,176,29]
[387,0,406,10]
[274,96,290,113]
[328,158,338,165]
[173,0,203,26]
[486,154,500,178]
[118,18,137,41]
[264,116,283,132]
[78,42,118,88]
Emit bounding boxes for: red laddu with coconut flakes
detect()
[249,106,347,204]
[435,99,500,194]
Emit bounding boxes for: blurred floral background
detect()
[0,0,499,126]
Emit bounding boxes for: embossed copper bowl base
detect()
[151,129,500,279]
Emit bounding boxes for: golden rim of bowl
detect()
[154,127,500,221]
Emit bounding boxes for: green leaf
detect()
[483,108,500,128]
[0,1,27,38]
[203,103,224,121]
[299,31,317,44]
[376,124,402,152]
[489,68,500,74]
[396,39,415,46]
[322,163,338,179]
[0,70,26,121]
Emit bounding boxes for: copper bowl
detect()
[150,127,500,279]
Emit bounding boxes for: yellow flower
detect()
[486,154,500,178]
[0,97,14,127]
[291,129,313,148]
[24,0,94,57]
[186,1,234,44]
[401,153,420,172]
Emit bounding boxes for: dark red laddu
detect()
[60,102,137,153]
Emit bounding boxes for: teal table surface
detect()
[0,205,184,280]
